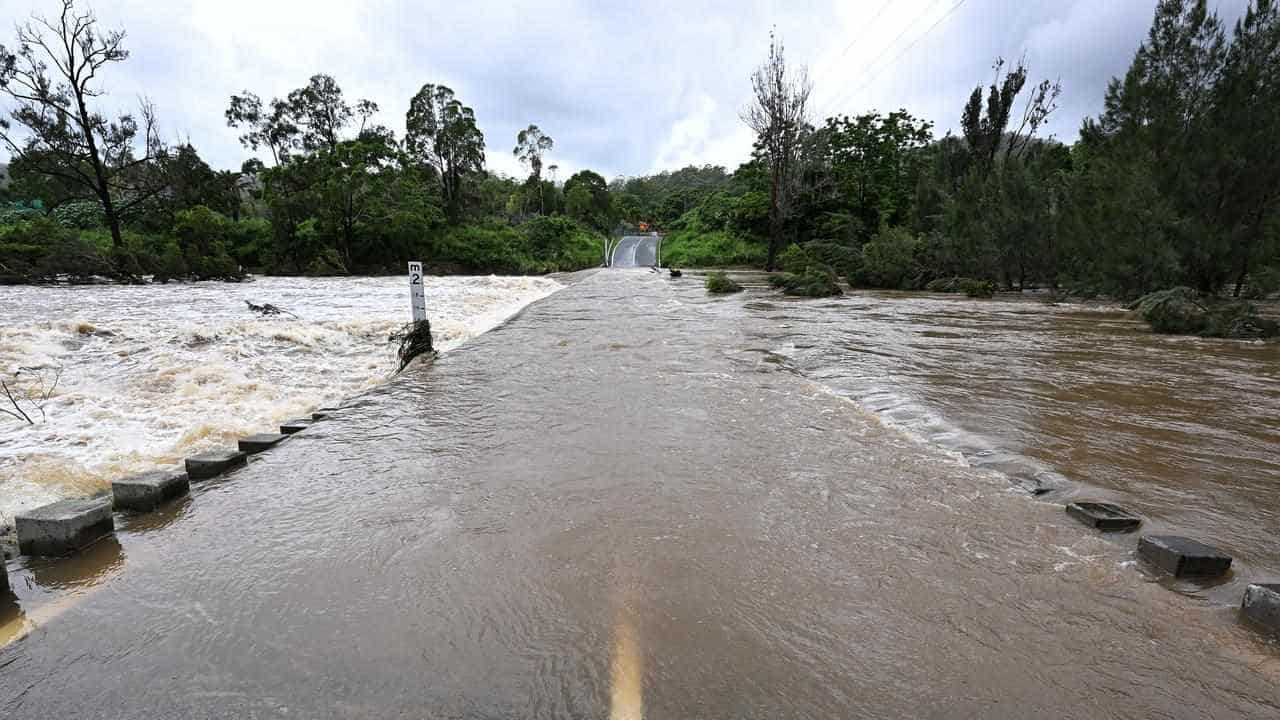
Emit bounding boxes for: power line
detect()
[810,0,894,86]
[819,0,971,120]
[814,0,944,118]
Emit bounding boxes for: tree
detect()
[405,83,485,222]
[563,169,611,230]
[0,0,168,250]
[287,74,357,153]
[960,57,1061,171]
[742,32,812,270]
[513,124,553,213]
[822,110,934,242]
[1209,0,1280,295]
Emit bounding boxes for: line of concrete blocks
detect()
[1064,500,1280,636]
[2,408,340,594]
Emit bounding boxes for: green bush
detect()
[855,226,920,289]
[768,267,843,297]
[801,240,862,277]
[925,276,961,292]
[53,201,105,229]
[0,202,44,226]
[519,216,601,272]
[705,270,743,294]
[434,218,602,274]
[959,279,995,298]
[172,206,243,279]
[660,229,766,268]
[775,243,812,272]
[1131,286,1278,338]
[0,216,112,282]
[1131,287,1208,334]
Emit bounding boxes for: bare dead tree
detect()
[0,0,168,250]
[742,31,812,271]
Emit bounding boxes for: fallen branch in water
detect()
[1,366,62,424]
[390,319,436,373]
[245,300,298,318]
[0,380,32,424]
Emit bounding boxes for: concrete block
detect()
[311,407,338,420]
[1138,535,1232,578]
[238,432,287,454]
[1241,584,1280,633]
[1,560,8,595]
[279,418,313,435]
[184,449,248,480]
[112,469,189,511]
[16,496,114,556]
[1066,502,1141,532]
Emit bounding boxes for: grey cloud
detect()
[0,0,1257,177]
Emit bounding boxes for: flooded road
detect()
[1,270,1278,718]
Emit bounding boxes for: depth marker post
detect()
[407,261,427,322]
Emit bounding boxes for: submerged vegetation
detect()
[768,267,842,298]
[704,270,743,294]
[0,0,1277,342]
[1131,287,1279,338]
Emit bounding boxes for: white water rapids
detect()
[0,275,563,523]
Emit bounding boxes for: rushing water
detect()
[1,270,1277,717]
[0,275,563,524]
[728,277,1280,598]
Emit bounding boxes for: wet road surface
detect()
[610,236,658,268]
[1,270,1278,718]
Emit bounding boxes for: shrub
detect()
[959,279,995,298]
[434,218,601,274]
[705,270,743,294]
[0,202,44,226]
[660,229,766,268]
[1244,266,1280,299]
[0,216,112,282]
[801,240,862,277]
[856,226,920,289]
[519,216,600,272]
[775,243,811,272]
[1131,287,1208,334]
[1131,286,1278,338]
[53,201,105,229]
[768,267,842,297]
[172,206,242,279]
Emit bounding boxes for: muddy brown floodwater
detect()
[1,270,1278,718]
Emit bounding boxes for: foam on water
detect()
[0,275,563,522]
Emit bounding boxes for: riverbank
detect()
[2,269,1277,718]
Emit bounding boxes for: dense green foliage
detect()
[704,271,743,294]
[1,0,1277,320]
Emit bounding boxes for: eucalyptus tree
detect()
[0,0,168,249]
[514,124,553,213]
[405,83,485,221]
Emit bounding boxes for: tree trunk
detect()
[74,91,122,249]
[1233,253,1249,298]
[766,174,781,271]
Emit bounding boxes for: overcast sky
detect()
[2,0,1253,179]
